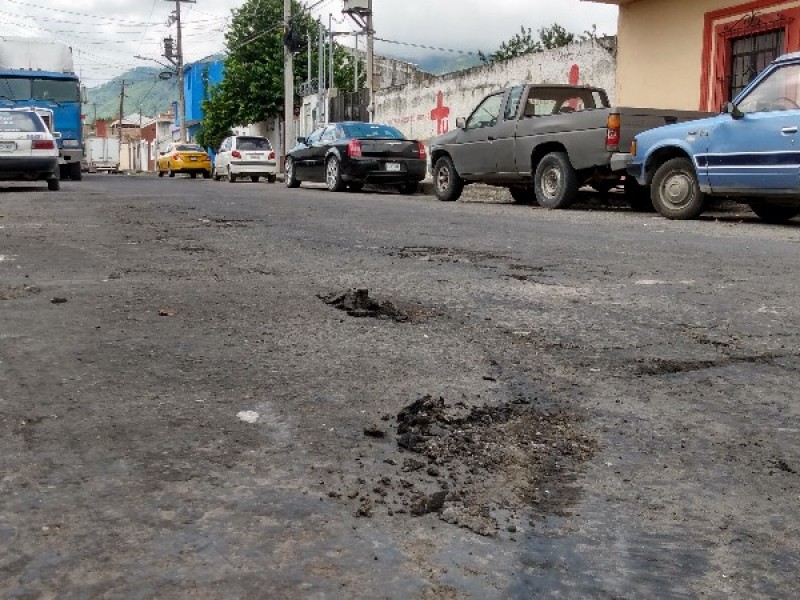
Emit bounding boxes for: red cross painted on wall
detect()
[430,91,450,135]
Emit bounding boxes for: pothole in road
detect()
[319,288,437,323]
[178,244,212,254]
[198,216,257,228]
[334,395,597,536]
[390,246,512,264]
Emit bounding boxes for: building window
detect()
[729,29,785,99]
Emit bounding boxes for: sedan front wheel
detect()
[650,157,705,220]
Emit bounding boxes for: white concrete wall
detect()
[374,39,616,142]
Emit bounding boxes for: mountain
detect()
[86,67,179,122]
[380,51,485,76]
[410,54,485,75]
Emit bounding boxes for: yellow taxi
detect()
[157,143,212,178]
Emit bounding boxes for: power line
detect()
[373,37,479,56]
[6,0,163,24]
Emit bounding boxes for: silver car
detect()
[213,135,277,183]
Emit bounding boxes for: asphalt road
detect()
[1,174,798,599]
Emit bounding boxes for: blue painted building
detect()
[179,54,224,142]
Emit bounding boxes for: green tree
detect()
[479,26,541,63]
[538,23,576,50]
[197,0,364,150]
[479,22,579,64]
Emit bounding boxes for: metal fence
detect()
[329,89,369,123]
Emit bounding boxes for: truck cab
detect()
[627,52,800,222]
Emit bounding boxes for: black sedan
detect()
[284,122,427,194]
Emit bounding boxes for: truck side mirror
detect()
[80,85,88,104]
[456,117,466,129]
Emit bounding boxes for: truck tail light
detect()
[348,139,362,157]
[606,113,621,152]
[32,139,55,150]
[232,150,241,158]
[417,141,427,159]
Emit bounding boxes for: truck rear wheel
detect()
[650,157,705,220]
[534,152,579,209]
[433,156,463,202]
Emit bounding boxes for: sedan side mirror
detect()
[456,117,466,129]
[723,101,744,120]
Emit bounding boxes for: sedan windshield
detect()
[341,123,405,139]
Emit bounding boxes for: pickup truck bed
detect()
[428,84,710,208]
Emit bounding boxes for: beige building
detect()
[587,0,800,110]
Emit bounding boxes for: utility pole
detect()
[354,35,359,93]
[343,0,374,123]
[318,20,325,124]
[366,0,374,122]
[118,80,127,150]
[283,0,293,164]
[328,13,334,95]
[165,0,195,142]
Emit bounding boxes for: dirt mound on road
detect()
[341,395,597,536]
[319,288,437,323]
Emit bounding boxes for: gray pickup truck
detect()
[428,84,710,208]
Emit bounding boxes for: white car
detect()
[0,108,60,191]
[213,135,277,183]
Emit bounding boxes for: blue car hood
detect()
[637,114,725,146]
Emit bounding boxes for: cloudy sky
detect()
[0,0,618,86]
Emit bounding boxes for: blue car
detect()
[623,52,800,222]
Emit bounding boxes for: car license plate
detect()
[246,154,260,159]
[0,141,16,152]
[189,156,198,161]
[385,162,401,172]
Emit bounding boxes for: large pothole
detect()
[318,288,436,323]
[334,394,597,536]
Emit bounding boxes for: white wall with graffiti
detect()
[374,39,616,143]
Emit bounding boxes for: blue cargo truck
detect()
[0,37,85,180]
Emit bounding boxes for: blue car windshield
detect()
[341,123,405,139]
